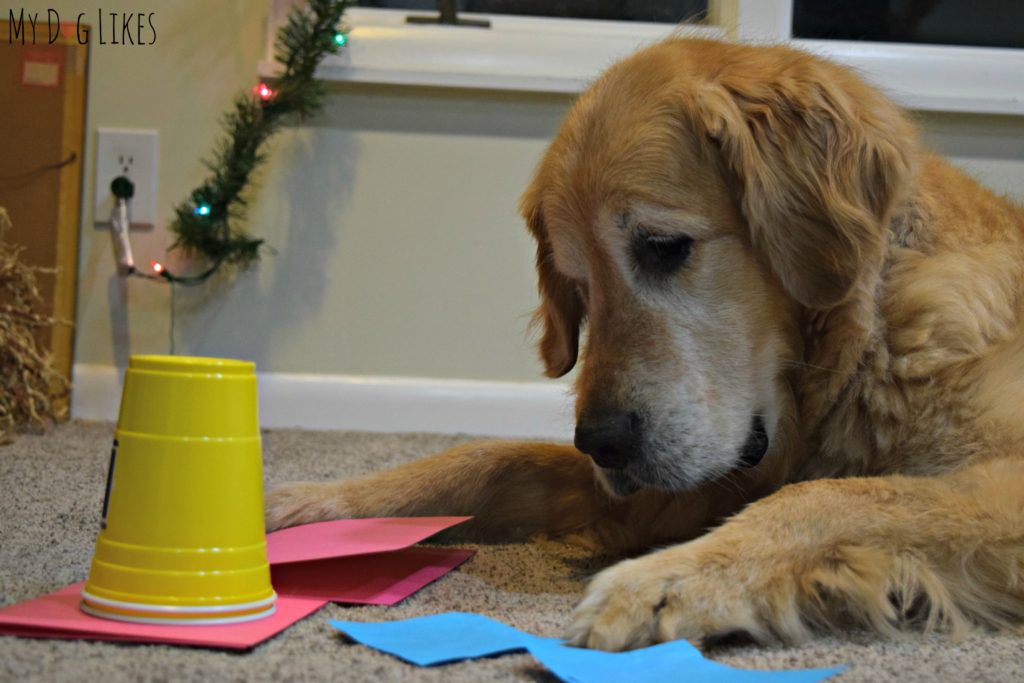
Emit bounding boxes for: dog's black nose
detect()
[739,416,770,468]
[574,411,640,470]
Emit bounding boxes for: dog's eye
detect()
[633,231,693,275]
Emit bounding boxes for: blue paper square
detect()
[329,612,546,666]
[329,612,846,683]
[525,637,846,683]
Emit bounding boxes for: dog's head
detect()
[522,39,914,496]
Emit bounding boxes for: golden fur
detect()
[266,39,1024,650]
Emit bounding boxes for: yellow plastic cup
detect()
[81,355,276,625]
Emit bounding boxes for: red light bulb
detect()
[152,261,165,274]
[254,83,274,101]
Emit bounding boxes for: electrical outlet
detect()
[95,128,159,228]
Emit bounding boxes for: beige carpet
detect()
[1,421,1022,682]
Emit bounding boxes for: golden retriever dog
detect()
[266,38,1024,650]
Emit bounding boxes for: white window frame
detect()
[261,0,1024,116]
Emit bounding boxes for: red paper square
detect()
[0,583,327,650]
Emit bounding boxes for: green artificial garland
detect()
[162,0,352,285]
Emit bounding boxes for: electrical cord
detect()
[108,174,228,353]
[108,174,225,286]
[109,176,135,275]
[0,152,78,191]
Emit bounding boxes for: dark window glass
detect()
[793,0,1024,49]
[356,0,709,24]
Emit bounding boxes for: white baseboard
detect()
[71,364,575,440]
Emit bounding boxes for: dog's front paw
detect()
[264,481,352,531]
[567,542,785,651]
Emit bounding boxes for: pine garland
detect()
[167,0,352,282]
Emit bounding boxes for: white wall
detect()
[42,0,573,385]
[170,85,573,381]
[21,2,1024,396]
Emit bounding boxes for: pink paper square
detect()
[0,583,326,650]
[0,517,475,650]
[272,546,475,605]
[266,517,471,565]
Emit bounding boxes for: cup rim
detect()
[81,588,277,614]
[129,355,255,375]
[80,601,277,626]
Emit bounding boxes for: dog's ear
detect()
[520,191,584,378]
[695,58,914,309]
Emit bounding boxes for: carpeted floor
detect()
[1,421,1022,682]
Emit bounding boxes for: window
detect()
[354,1,710,25]
[261,0,1023,115]
[793,0,1024,50]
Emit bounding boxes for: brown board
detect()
[0,20,89,394]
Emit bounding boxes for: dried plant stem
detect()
[0,208,70,444]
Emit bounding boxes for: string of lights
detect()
[134,0,352,287]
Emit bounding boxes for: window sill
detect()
[793,39,1024,117]
[260,6,1024,116]
[260,7,724,94]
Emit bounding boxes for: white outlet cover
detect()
[95,128,159,228]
